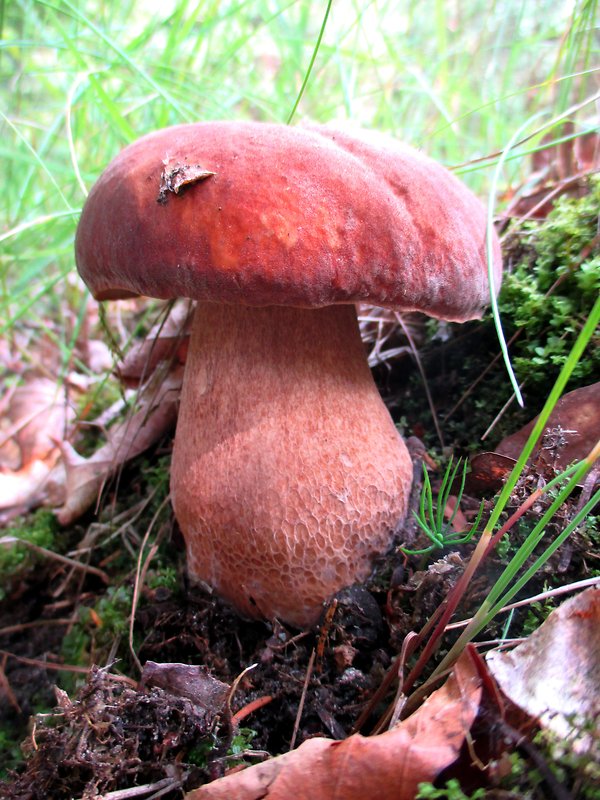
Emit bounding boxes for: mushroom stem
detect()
[170,302,412,627]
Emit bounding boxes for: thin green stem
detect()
[486,112,547,408]
[286,0,333,124]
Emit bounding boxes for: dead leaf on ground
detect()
[466,452,516,495]
[496,382,599,469]
[443,495,469,533]
[0,377,73,469]
[140,661,230,715]
[468,382,600,494]
[487,587,600,758]
[186,648,483,800]
[117,300,192,387]
[0,376,75,517]
[0,305,185,522]
[49,368,182,525]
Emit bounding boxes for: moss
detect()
[60,585,135,692]
[416,779,486,799]
[498,176,600,397]
[0,729,24,779]
[0,510,60,601]
[145,565,179,592]
[499,732,600,799]
[143,454,172,512]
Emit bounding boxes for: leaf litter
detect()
[487,587,600,760]
[0,663,230,800]
[188,649,483,800]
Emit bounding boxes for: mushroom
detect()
[75,121,502,627]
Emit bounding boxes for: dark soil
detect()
[0,446,595,800]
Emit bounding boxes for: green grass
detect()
[2,1,598,331]
[2,0,598,644]
[0,3,598,793]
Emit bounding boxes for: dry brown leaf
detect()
[468,382,600,495]
[443,495,469,533]
[466,452,516,495]
[51,369,182,525]
[0,459,56,514]
[187,649,482,800]
[487,587,600,757]
[140,662,230,715]
[503,125,599,219]
[496,382,599,469]
[0,376,73,468]
[0,377,75,515]
[117,301,192,387]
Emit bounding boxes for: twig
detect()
[0,536,109,583]
[498,718,573,800]
[352,632,420,735]
[480,383,525,441]
[0,659,21,712]
[394,312,444,448]
[289,648,315,751]
[0,649,90,673]
[373,632,419,734]
[443,328,523,421]
[227,663,258,716]
[445,575,600,630]
[0,618,75,637]
[73,777,180,800]
[128,495,171,674]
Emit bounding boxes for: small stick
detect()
[0,536,110,584]
[445,575,600,631]
[73,777,180,800]
[0,618,75,637]
[0,649,90,674]
[289,648,315,751]
[394,312,444,448]
[0,660,20,712]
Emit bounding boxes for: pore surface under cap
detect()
[75,121,501,321]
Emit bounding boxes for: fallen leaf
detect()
[140,661,230,715]
[117,300,191,387]
[443,495,469,533]
[496,382,599,469]
[157,161,215,204]
[503,125,599,219]
[0,376,75,515]
[487,587,600,757]
[0,376,73,468]
[466,452,517,495]
[0,459,55,515]
[468,382,600,494]
[49,368,182,525]
[186,649,482,800]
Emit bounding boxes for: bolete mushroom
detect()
[75,121,502,627]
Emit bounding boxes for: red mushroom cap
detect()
[75,121,501,319]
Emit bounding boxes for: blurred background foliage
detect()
[0,0,598,396]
